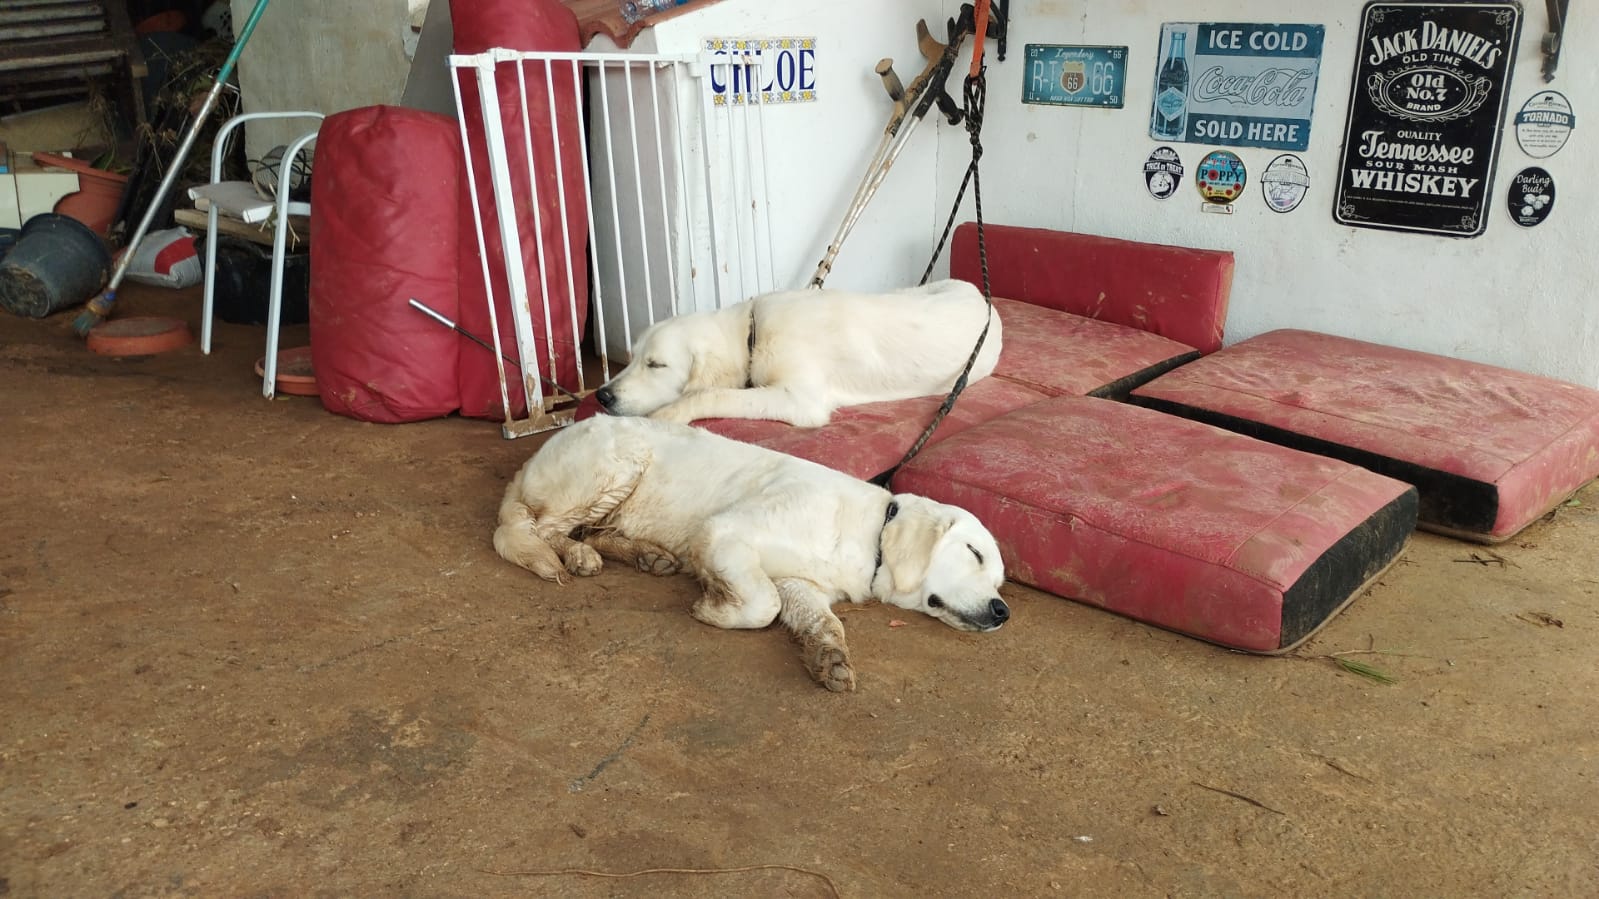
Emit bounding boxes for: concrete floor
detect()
[3,285,1597,897]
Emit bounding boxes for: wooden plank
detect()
[0,35,123,72]
[0,0,103,8]
[0,3,102,25]
[174,207,311,251]
[0,19,104,40]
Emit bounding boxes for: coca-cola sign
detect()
[1333,2,1522,237]
[1147,22,1326,152]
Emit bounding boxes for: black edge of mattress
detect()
[1087,350,1204,401]
[1279,486,1419,649]
[1128,395,1498,534]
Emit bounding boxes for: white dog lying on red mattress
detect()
[493,415,1010,691]
[593,279,1002,427]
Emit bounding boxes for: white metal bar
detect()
[476,57,545,417]
[597,61,633,351]
[726,55,752,305]
[696,56,727,308]
[262,130,318,398]
[751,59,777,293]
[570,58,612,382]
[669,69,697,317]
[451,64,515,424]
[648,61,679,323]
[545,57,585,395]
[514,61,559,403]
[624,60,658,328]
[453,49,688,66]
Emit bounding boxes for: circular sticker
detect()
[1195,150,1246,206]
[1507,167,1555,227]
[1260,154,1310,213]
[1144,146,1184,200]
[1515,91,1575,159]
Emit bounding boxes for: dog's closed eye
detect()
[968,544,983,565]
[645,359,667,369]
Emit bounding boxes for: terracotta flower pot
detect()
[33,151,130,237]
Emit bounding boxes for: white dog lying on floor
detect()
[493,416,1009,691]
[594,279,1003,427]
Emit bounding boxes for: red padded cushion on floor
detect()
[1132,330,1599,541]
[892,396,1417,652]
[951,223,1233,354]
[990,297,1201,398]
[695,377,1050,480]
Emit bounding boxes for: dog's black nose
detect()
[989,598,1010,623]
[595,386,615,409]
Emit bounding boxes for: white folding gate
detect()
[450,47,778,438]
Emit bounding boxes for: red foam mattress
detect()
[892,396,1418,653]
[1132,329,1599,542]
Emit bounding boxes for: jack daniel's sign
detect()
[1333,1,1522,237]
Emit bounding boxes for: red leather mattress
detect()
[950,222,1233,355]
[892,396,1418,653]
[697,377,1050,481]
[1132,329,1599,542]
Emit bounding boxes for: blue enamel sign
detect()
[1149,22,1326,151]
[1023,44,1127,108]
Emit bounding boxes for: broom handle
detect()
[102,0,273,296]
[219,0,271,82]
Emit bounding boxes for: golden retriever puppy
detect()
[494,416,1009,691]
[593,279,1002,427]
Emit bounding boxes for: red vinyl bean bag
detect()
[309,105,462,423]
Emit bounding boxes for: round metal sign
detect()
[1260,154,1310,213]
[1514,91,1575,160]
[1507,167,1554,227]
[1195,150,1246,206]
[1144,146,1184,200]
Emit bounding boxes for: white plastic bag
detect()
[123,227,201,289]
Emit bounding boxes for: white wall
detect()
[934,0,1598,388]
[647,0,943,293]
[230,0,416,158]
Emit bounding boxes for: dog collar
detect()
[744,304,757,389]
[871,499,900,587]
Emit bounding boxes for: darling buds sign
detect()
[1333,2,1522,237]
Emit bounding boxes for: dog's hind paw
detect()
[564,542,603,577]
[809,646,856,693]
[633,543,681,576]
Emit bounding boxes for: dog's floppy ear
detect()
[880,503,953,595]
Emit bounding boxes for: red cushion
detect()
[892,396,1417,653]
[951,223,1233,354]
[695,377,1049,480]
[1132,330,1599,542]
[990,297,1200,398]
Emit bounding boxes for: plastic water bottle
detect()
[621,0,690,25]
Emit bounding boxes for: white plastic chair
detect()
[196,110,323,398]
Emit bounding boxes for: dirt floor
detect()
[2,283,1597,898]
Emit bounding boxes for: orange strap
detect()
[969,0,992,78]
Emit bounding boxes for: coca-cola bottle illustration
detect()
[1154,30,1189,139]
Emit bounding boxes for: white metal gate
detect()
[450,47,777,438]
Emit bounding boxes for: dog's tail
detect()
[493,483,570,584]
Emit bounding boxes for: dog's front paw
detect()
[633,543,681,575]
[564,542,603,577]
[808,645,856,693]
